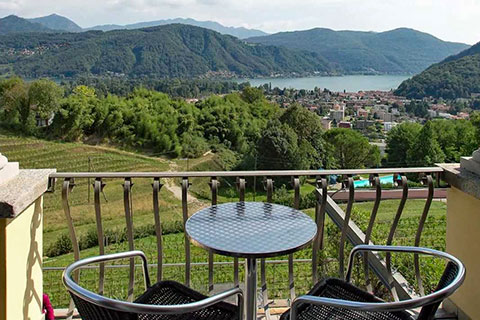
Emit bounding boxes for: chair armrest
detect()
[63,250,151,290]
[345,245,464,283]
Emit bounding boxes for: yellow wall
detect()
[447,187,480,320]
[0,197,43,320]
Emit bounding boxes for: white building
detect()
[383,122,397,132]
[329,105,345,123]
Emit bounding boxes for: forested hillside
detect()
[28,13,82,32]
[0,24,332,79]
[0,15,54,34]
[247,28,468,74]
[395,42,480,99]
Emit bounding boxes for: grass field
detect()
[0,131,448,309]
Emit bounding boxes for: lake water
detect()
[236,74,412,92]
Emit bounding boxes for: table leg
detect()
[245,258,257,320]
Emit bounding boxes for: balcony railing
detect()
[47,167,446,319]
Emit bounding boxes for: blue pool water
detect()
[354,175,394,188]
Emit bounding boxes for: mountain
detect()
[87,18,268,39]
[28,14,82,32]
[0,15,53,34]
[395,42,480,99]
[0,24,332,79]
[246,28,469,74]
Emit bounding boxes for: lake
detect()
[236,74,412,92]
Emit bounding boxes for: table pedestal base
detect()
[245,258,257,320]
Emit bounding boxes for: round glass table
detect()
[185,202,318,320]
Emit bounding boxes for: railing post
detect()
[414,174,433,296]
[181,177,191,287]
[338,175,354,279]
[313,176,327,285]
[0,155,55,320]
[208,177,219,293]
[152,178,164,282]
[234,177,246,287]
[288,176,300,304]
[261,177,274,319]
[364,174,381,293]
[62,177,80,319]
[123,178,135,302]
[385,173,408,301]
[93,178,106,295]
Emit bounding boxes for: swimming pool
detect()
[354,175,394,188]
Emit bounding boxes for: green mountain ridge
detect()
[0,13,267,39]
[28,13,82,32]
[395,41,480,99]
[0,15,54,34]
[0,24,332,79]
[246,27,469,74]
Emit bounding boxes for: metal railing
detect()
[47,167,446,319]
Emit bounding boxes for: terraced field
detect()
[0,132,189,248]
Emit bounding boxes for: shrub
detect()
[45,221,185,257]
[45,233,72,257]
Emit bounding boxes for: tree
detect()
[279,104,333,169]
[407,121,445,166]
[256,120,299,170]
[0,77,32,132]
[0,78,63,133]
[385,122,422,166]
[28,79,64,121]
[51,85,97,140]
[279,104,322,141]
[240,86,264,104]
[324,128,380,169]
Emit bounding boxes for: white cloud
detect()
[0,0,479,44]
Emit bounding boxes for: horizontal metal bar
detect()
[43,258,316,271]
[49,167,444,179]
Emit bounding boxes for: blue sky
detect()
[1,0,479,44]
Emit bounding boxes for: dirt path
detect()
[164,162,206,210]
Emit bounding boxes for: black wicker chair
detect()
[282,245,465,320]
[62,251,243,320]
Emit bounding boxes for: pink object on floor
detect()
[43,294,55,320]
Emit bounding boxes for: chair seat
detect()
[280,278,413,320]
[134,280,239,320]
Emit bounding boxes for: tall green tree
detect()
[51,85,97,140]
[28,79,64,121]
[256,119,300,170]
[385,122,422,166]
[407,121,445,166]
[324,128,380,169]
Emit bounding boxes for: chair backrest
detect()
[417,261,459,320]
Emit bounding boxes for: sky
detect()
[1,0,479,44]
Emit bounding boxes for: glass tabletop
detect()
[185,202,318,258]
